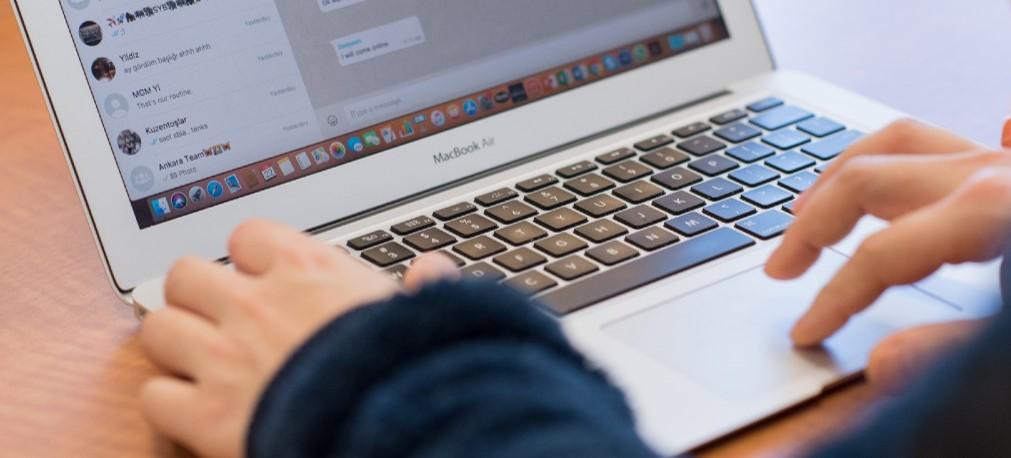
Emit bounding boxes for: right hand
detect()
[766,119,1011,392]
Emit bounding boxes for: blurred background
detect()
[755,0,1011,147]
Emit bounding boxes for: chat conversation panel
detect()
[332,16,426,67]
[318,0,369,13]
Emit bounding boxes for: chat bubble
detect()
[318,0,369,13]
[332,16,426,67]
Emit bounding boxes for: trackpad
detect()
[603,250,961,400]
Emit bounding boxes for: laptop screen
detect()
[59,0,729,228]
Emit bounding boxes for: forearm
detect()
[246,281,659,458]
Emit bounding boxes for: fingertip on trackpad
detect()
[602,252,962,400]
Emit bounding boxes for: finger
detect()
[228,219,324,275]
[868,320,986,394]
[795,119,980,213]
[404,253,460,292]
[1002,118,1011,149]
[792,168,1011,347]
[140,377,203,452]
[140,307,227,379]
[767,151,1007,279]
[164,256,250,322]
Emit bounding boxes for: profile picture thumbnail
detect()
[79,21,102,47]
[117,130,142,156]
[91,58,116,81]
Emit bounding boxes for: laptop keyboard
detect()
[343,97,864,315]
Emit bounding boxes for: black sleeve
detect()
[245,280,660,458]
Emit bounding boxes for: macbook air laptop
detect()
[13,0,1000,453]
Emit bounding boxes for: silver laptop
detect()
[14,0,1000,453]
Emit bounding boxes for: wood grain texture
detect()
[0,2,876,456]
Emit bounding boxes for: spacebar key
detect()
[539,228,755,315]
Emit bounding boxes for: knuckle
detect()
[164,256,202,294]
[883,118,923,141]
[837,156,879,188]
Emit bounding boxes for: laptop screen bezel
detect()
[13,0,773,292]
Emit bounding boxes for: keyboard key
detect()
[673,121,711,138]
[651,167,703,190]
[347,230,393,250]
[801,130,863,160]
[714,122,762,143]
[626,226,679,251]
[385,264,408,281]
[613,181,664,204]
[815,162,831,174]
[505,271,557,294]
[729,164,779,187]
[494,247,547,272]
[726,141,776,163]
[640,147,689,169]
[779,171,819,194]
[535,233,589,257]
[763,129,811,150]
[742,185,793,208]
[603,160,653,183]
[783,201,796,214]
[525,186,577,210]
[556,160,598,178]
[596,147,636,165]
[495,221,547,245]
[516,174,558,192]
[797,117,845,137]
[615,205,668,229]
[535,207,588,231]
[485,201,538,224]
[403,228,457,251]
[540,228,755,315]
[461,262,507,281]
[691,177,743,201]
[434,202,477,221]
[587,241,640,266]
[445,214,498,238]
[710,108,748,125]
[475,188,519,207]
[362,242,415,267]
[736,210,793,240]
[750,105,814,130]
[575,219,629,243]
[703,199,757,222]
[677,135,726,156]
[766,151,816,174]
[564,173,616,196]
[653,191,705,215]
[391,216,435,236]
[453,235,507,260]
[666,212,719,236]
[747,97,784,113]
[546,256,600,281]
[688,155,739,176]
[634,134,674,151]
[575,195,627,217]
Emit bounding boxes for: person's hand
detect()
[138,220,459,458]
[766,119,1011,392]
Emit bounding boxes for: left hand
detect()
[139,220,458,458]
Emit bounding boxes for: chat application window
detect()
[274,0,721,137]
[60,0,321,200]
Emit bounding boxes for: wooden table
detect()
[0,3,880,456]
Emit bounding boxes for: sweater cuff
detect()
[246,280,583,458]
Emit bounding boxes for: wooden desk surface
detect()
[0,3,879,456]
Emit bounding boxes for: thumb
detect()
[402,252,461,293]
[867,319,988,394]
